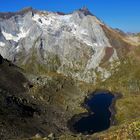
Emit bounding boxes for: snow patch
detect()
[2,31,17,42]
[58,15,72,22]
[33,13,71,23]
[15,46,20,52]
[0,42,5,47]
[32,14,72,29]
[93,43,98,46]
[2,28,29,42]
[32,14,52,26]
[18,27,30,40]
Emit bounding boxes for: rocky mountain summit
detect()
[0,7,131,83]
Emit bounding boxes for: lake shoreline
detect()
[67,90,122,135]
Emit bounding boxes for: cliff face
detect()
[0,8,131,83]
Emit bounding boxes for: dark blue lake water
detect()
[70,92,115,134]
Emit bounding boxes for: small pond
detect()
[68,92,115,135]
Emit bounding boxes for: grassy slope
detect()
[21,49,140,140]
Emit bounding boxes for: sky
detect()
[0,0,140,33]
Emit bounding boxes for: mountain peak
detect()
[78,6,93,16]
[20,7,34,13]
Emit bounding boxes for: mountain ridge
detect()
[0,7,134,83]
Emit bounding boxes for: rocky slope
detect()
[0,54,95,139]
[0,7,131,83]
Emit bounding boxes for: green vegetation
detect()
[24,47,140,139]
[98,55,140,123]
[20,47,61,75]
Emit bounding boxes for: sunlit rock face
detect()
[0,7,129,83]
